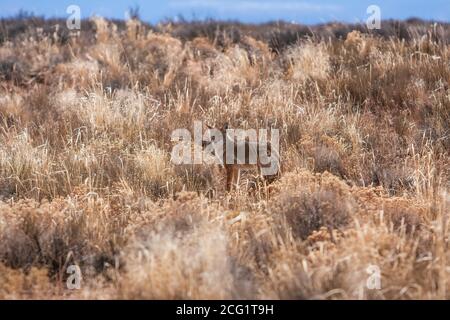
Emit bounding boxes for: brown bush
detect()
[0,17,448,300]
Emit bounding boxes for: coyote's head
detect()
[201,123,228,158]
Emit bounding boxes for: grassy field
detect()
[0,16,449,299]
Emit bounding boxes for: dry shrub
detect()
[186,42,263,95]
[304,134,347,178]
[116,193,250,299]
[89,43,127,89]
[261,190,443,300]
[54,59,99,90]
[0,263,51,299]
[241,36,272,65]
[0,130,53,198]
[91,16,117,43]
[382,198,425,234]
[144,33,185,88]
[126,19,144,41]
[0,18,448,300]
[344,30,377,58]
[286,41,330,83]
[207,50,247,94]
[261,222,426,299]
[269,170,355,240]
[0,192,133,276]
[0,56,29,84]
[118,224,234,299]
[131,144,175,198]
[74,89,158,139]
[0,90,25,120]
[188,37,219,59]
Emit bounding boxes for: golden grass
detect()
[0,20,448,299]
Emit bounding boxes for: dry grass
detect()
[0,18,449,300]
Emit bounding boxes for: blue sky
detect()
[1,0,450,24]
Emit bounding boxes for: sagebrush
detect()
[0,17,449,299]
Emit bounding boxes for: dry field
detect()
[0,17,449,299]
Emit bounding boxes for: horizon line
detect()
[0,10,448,27]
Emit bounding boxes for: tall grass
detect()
[0,19,448,299]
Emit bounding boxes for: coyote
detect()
[202,123,280,191]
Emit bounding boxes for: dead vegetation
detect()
[0,17,449,299]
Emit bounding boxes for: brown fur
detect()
[204,123,280,191]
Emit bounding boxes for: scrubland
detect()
[0,16,449,299]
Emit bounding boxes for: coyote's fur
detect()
[202,123,280,191]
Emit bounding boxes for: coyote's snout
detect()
[202,123,280,191]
